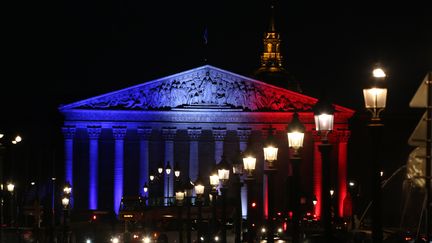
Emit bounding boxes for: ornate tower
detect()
[253,1,302,92]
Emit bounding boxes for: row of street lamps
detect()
[138,64,388,243]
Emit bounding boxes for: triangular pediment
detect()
[59,65,353,114]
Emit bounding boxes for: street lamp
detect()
[209,166,219,240]
[6,182,15,227]
[194,175,205,243]
[232,151,244,243]
[175,183,185,243]
[287,112,305,243]
[242,153,256,243]
[363,64,387,243]
[313,97,335,243]
[263,127,278,243]
[217,156,230,243]
[62,186,71,243]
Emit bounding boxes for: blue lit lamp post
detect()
[242,154,256,243]
[232,151,244,243]
[363,65,387,243]
[287,112,305,243]
[313,97,335,243]
[194,176,205,243]
[263,128,279,243]
[217,156,230,243]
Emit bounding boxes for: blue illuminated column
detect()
[87,126,101,210]
[212,127,227,164]
[113,126,127,215]
[237,127,251,219]
[187,127,202,183]
[162,127,176,201]
[137,127,152,194]
[62,126,76,189]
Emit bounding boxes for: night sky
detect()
[1,0,431,225]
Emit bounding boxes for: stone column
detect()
[337,130,350,218]
[162,127,176,202]
[87,126,101,210]
[212,127,227,164]
[312,131,322,218]
[187,127,202,182]
[62,126,76,187]
[113,126,127,215]
[137,127,152,194]
[237,127,252,219]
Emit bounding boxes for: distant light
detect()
[251,202,257,208]
[214,236,219,242]
[51,177,56,181]
[12,140,17,144]
[372,68,386,78]
[15,135,22,142]
[261,227,266,233]
[31,182,36,186]
[380,171,384,177]
[349,181,355,187]
[277,228,283,233]
[330,189,335,196]
[7,183,15,192]
[111,237,119,243]
[0,133,4,138]
[200,236,204,241]
[143,237,151,243]
[86,239,92,243]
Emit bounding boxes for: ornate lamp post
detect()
[363,65,387,243]
[194,176,205,243]
[243,154,256,243]
[176,183,185,243]
[62,182,72,243]
[287,112,305,243]
[209,166,220,240]
[263,128,278,243]
[217,156,230,243]
[184,178,194,243]
[232,151,244,243]
[6,182,15,227]
[313,97,335,243]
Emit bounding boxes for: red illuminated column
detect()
[337,130,350,218]
[313,132,322,218]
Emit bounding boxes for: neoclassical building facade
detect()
[59,65,354,219]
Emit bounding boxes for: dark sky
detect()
[1,0,431,219]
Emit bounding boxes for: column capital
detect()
[212,127,227,141]
[336,130,351,143]
[62,126,76,139]
[187,127,202,140]
[87,126,102,139]
[162,127,177,140]
[237,127,252,142]
[112,126,127,140]
[137,127,152,140]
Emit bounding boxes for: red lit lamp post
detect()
[363,65,387,243]
[313,97,335,243]
[287,112,305,243]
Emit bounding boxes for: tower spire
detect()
[253,0,302,92]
